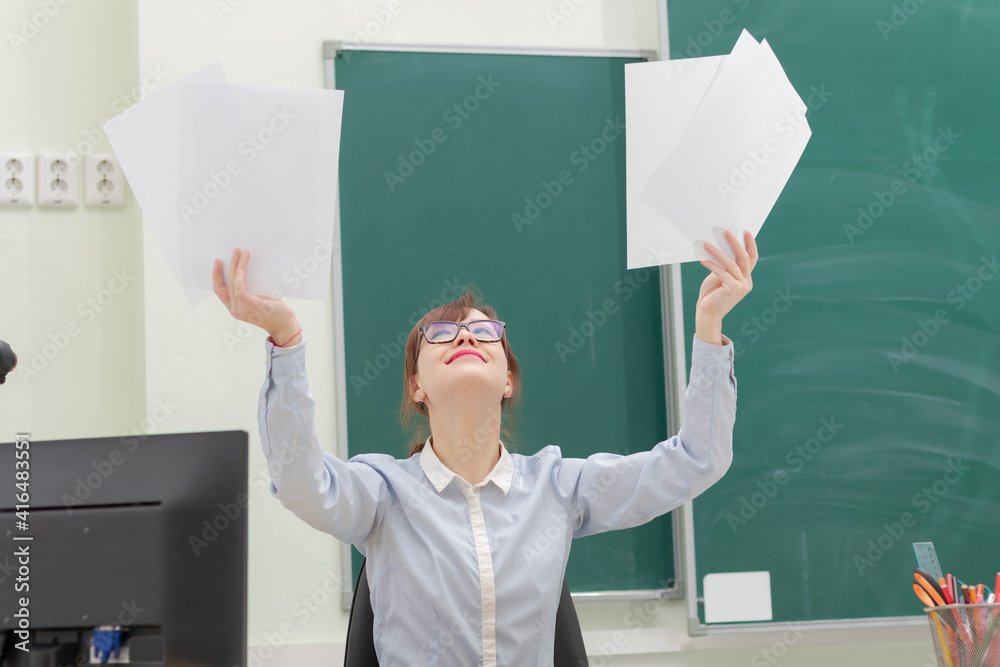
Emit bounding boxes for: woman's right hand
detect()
[212,247,301,346]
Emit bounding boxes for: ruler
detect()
[913,542,944,581]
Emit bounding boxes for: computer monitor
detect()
[0,430,248,666]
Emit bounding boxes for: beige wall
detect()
[1,0,936,663]
[0,1,145,443]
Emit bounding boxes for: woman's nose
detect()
[454,326,478,345]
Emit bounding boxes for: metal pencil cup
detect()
[926,604,1000,667]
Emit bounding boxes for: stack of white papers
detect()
[625,30,811,268]
[104,63,344,305]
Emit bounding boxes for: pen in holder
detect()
[926,604,1000,667]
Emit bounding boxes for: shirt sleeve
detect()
[552,334,737,539]
[257,337,390,545]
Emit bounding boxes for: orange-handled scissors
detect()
[913,582,939,607]
[915,568,948,607]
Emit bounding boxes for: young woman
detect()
[213,230,757,666]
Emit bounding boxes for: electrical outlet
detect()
[37,153,79,208]
[0,152,35,208]
[84,154,125,208]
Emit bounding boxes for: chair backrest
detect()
[344,558,589,666]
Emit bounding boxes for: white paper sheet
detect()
[672,29,760,152]
[703,571,773,624]
[104,64,344,305]
[103,63,228,305]
[625,30,812,269]
[626,55,724,268]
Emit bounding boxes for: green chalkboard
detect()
[332,49,677,593]
[670,0,1000,625]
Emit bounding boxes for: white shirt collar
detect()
[418,436,513,495]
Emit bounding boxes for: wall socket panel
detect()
[84,154,125,208]
[0,152,35,208]
[37,153,78,208]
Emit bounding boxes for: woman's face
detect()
[413,308,512,406]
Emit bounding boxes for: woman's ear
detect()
[410,380,421,402]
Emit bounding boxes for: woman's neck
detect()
[428,404,503,486]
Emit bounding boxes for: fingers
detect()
[212,258,231,309]
[227,247,238,286]
[233,250,268,327]
[704,239,745,283]
[697,268,722,297]
[699,258,730,282]
[215,246,280,329]
[228,247,240,311]
[744,230,759,272]
[237,247,251,281]
[232,264,261,324]
[233,250,253,300]
[707,230,759,285]
[723,229,752,279]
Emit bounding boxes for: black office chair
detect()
[344,558,589,666]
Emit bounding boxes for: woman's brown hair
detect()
[400,288,521,457]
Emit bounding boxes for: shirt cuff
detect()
[266,336,306,375]
[691,333,735,379]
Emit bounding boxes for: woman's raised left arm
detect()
[550,231,758,537]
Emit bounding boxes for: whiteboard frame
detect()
[323,40,681,610]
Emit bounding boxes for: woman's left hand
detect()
[694,230,758,344]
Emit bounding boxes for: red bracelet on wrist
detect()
[273,329,302,348]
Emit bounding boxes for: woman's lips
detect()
[448,350,485,363]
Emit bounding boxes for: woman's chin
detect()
[434,380,505,404]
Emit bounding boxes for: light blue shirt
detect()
[257,334,736,666]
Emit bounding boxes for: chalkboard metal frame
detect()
[654,1,939,639]
[322,41,656,61]
[322,40,684,611]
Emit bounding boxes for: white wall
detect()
[0,0,146,443]
[2,0,937,664]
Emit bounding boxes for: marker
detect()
[939,577,949,601]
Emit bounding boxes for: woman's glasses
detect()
[417,320,505,359]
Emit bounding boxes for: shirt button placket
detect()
[464,484,497,667]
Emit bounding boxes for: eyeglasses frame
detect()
[415,319,507,362]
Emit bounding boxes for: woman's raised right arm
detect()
[258,340,390,544]
[214,247,389,545]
